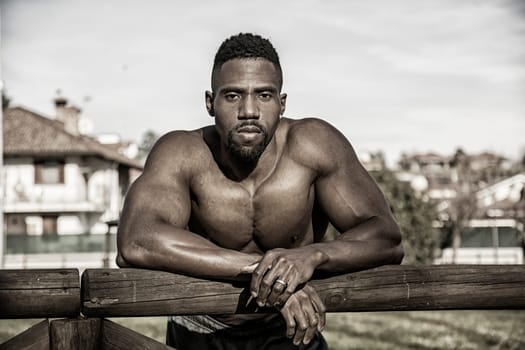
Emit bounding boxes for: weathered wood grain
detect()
[101,320,172,350]
[0,320,49,350]
[81,265,525,317]
[0,269,80,318]
[313,265,525,311]
[50,318,101,350]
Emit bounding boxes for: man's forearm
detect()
[308,216,403,274]
[119,223,261,280]
[249,215,402,307]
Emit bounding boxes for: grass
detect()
[323,311,525,350]
[1,311,524,349]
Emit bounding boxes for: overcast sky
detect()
[2,0,524,165]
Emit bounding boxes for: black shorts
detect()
[166,316,329,350]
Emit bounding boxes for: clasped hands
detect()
[243,248,327,346]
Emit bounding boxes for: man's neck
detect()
[219,137,278,184]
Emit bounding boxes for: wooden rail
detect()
[1,265,525,349]
[0,269,80,319]
[81,265,525,317]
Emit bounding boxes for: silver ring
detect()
[275,279,287,288]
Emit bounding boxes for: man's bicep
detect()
[315,150,392,235]
[117,172,191,266]
[120,173,191,232]
[119,132,194,232]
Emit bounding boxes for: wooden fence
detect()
[1,265,525,349]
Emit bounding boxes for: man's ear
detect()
[279,93,287,116]
[205,91,215,117]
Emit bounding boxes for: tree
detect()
[137,129,160,161]
[370,169,440,265]
[445,148,479,263]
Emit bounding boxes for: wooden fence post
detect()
[101,320,172,350]
[49,318,101,350]
[0,320,49,350]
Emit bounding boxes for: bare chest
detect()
[189,163,316,252]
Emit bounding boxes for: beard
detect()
[227,122,269,163]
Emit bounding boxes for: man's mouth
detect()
[237,125,262,133]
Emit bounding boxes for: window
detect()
[42,215,58,236]
[461,227,522,248]
[5,214,27,235]
[35,160,65,184]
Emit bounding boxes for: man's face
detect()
[206,58,286,163]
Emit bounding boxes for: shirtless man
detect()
[117,33,403,349]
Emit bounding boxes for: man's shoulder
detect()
[144,128,211,173]
[158,128,205,143]
[284,117,354,169]
[286,117,342,141]
[287,117,350,154]
[152,128,209,154]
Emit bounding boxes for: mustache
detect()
[234,121,267,133]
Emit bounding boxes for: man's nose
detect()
[238,95,259,119]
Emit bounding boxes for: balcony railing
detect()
[3,200,106,213]
[5,233,116,254]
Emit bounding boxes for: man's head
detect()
[206,33,287,164]
[211,33,283,92]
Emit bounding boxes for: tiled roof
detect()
[3,106,143,169]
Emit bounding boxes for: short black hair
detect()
[212,33,282,91]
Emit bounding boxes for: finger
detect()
[256,268,285,306]
[256,256,290,305]
[279,301,297,339]
[310,291,326,331]
[275,272,300,306]
[276,289,292,307]
[266,282,287,306]
[302,302,318,345]
[250,255,274,297]
[266,266,293,306]
[293,309,309,346]
[284,272,301,297]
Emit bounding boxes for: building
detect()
[2,98,142,269]
[398,151,524,264]
[437,173,525,264]
[398,152,456,200]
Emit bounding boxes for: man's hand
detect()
[250,247,327,307]
[279,284,326,346]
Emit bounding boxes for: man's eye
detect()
[259,93,272,100]
[225,93,240,101]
